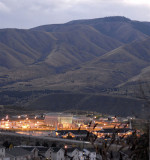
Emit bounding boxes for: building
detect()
[44,113,73,129]
[0,146,5,160]
[45,148,65,160]
[78,149,85,160]
[65,148,79,160]
[72,116,92,127]
[17,146,49,159]
[96,128,134,138]
[17,146,39,159]
[56,130,89,139]
[83,149,96,160]
[5,148,33,160]
[44,113,91,129]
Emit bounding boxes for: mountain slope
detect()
[0,16,150,114]
[27,37,150,91]
[45,25,122,67]
[33,16,150,43]
[28,93,144,116]
[0,18,150,92]
[0,24,122,90]
[0,29,57,67]
[0,25,122,70]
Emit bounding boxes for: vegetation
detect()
[0,16,150,115]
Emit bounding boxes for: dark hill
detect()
[28,93,144,117]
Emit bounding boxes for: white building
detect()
[44,112,91,129]
[83,149,96,160]
[5,148,33,160]
[78,149,97,160]
[15,146,39,159]
[66,148,79,160]
[44,113,73,129]
[0,146,5,159]
[45,147,65,160]
[78,150,85,160]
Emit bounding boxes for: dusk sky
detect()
[0,0,150,29]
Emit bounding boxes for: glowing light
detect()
[64,145,68,149]
[5,126,10,129]
[22,125,27,129]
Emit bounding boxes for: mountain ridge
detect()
[0,16,150,115]
[32,16,150,43]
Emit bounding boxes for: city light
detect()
[0,113,133,139]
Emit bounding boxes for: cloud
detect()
[0,0,150,28]
[0,1,10,13]
[123,0,150,6]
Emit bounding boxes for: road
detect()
[0,131,126,151]
[0,131,90,145]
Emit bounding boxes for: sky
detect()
[0,0,150,29]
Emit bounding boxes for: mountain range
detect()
[0,16,150,116]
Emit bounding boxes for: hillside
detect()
[33,16,150,43]
[0,16,150,115]
[0,25,122,88]
[20,38,150,92]
[28,93,144,117]
[0,25,122,69]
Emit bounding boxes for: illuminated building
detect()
[44,113,91,129]
[95,128,134,138]
[44,113,73,128]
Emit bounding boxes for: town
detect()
[0,111,143,160]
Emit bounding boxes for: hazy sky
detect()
[0,0,150,29]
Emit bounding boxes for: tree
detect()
[35,141,40,146]
[3,141,10,148]
[42,142,49,147]
[51,142,56,147]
